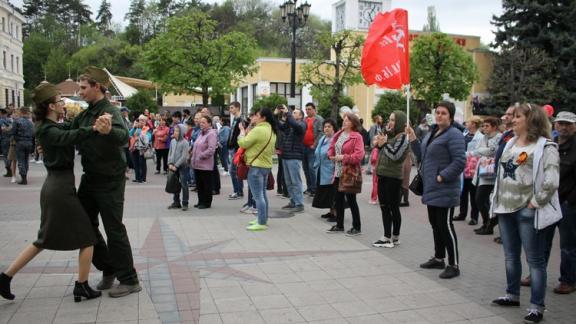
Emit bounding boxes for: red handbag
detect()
[235,132,272,181]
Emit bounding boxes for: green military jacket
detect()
[36,120,94,170]
[71,98,129,177]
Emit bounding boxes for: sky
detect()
[11,0,503,44]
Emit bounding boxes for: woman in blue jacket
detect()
[412,101,466,279]
[312,119,338,221]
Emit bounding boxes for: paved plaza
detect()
[0,159,573,324]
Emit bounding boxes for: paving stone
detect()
[259,307,305,323]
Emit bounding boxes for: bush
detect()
[251,94,287,112]
[372,91,419,125]
[124,90,158,115]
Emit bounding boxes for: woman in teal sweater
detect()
[238,108,277,231]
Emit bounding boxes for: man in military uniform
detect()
[12,107,34,184]
[0,108,12,177]
[73,66,140,297]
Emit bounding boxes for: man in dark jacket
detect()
[227,101,247,199]
[0,108,12,177]
[278,108,306,212]
[11,107,34,184]
[551,111,576,294]
[73,66,140,298]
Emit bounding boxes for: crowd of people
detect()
[0,75,575,324]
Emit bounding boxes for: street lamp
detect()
[280,0,311,106]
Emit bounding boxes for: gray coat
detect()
[414,125,466,208]
[167,124,189,169]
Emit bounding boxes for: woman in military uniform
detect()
[0,83,108,302]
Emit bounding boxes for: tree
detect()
[491,0,576,112]
[410,32,477,109]
[422,6,440,32]
[125,90,158,115]
[125,0,146,45]
[485,47,557,115]
[316,94,354,124]
[299,30,364,120]
[23,33,53,88]
[142,11,258,106]
[96,0,113,35]
[44,47,71,84]
[372,91,419,125]
[251,94,287,112]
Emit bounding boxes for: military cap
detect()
[84,66,110,86]
[31,82,59,105]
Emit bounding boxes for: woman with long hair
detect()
[326,113,365,236]
[129,115,151,183]
[0,83,106,302]
[312,119,338,221]
[490,103,560,324]
[372,110,411,248]
[238,108,277,231]
[412,101,466,279]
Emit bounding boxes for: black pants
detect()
[16,142,32,176]
[378,176,402,238]
[155,149,168,172]
[124,147,134,169]
[476,184,494,226]
[78,175,138,285]
[277,156,288,195]
[131,151,147,182]
[427,205,459,266]
[212,154,221,193]
[335,177,361,230]
[459,178,478,220]
[195,169,213,207]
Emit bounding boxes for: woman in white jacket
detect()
[490,103,560,324]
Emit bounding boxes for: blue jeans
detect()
[16,142,32,176]
[498,208,552,308]
[219,145,229,172]
[173,166,189,206]
[302,146,317,193]
[229,149,243,195]
[282,159,303,207]
[131,151,147,182]
[248,167,270,225]
[559,202,576,285]
[1,140,10,169]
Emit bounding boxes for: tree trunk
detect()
[202,86,210,107]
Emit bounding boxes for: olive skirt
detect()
[33,169,97,250]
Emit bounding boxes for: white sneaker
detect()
[221,171,229,176]
[240,205,251,213]
[372,238,394,248]
[10,176,16,183]
[29,159,35,163]
[35,160,43,164]
[249,207,258,214]
[369,200,378,205]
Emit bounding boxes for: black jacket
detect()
[227,114,247,150]
[556,135,576,206]
[279,112,306,160]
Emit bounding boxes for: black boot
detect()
[73,280,102,302]
[399,188,410,207]
[17,175,27,185]
[3,168,11,177]
[0,272,15,300]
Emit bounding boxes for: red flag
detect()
[361,9,410,89]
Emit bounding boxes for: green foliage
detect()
[96,0,113,35]
[251,94,287,112]
[23,33,52,88]
[124,90,158,115]
[45,47,71,84]
[410,33,477,109]
[316,91,354,125]
[485,47,557,115]
[69,38,145,79]
[491,0,576,112]
[300,30,364,120]
[142,10,258,106]
[372,91,419,125]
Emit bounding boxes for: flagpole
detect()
[405,84,411,126]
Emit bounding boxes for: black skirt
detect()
[312,184,336,209]
[33,169,97,250]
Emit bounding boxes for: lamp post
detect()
[280,0,311,106]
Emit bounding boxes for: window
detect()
[251,83,257,103]
[17,92,20,107]
[2,51,5,70]
[11,90,14,105]
[270,82,302,108]
[15,26,19,39]
[4,89,8,107]
[1,18,4,32]
[10,55,13,72]
[241,86,248,115]
[15,57,18,74]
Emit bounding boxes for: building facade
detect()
[0,0,23,109]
